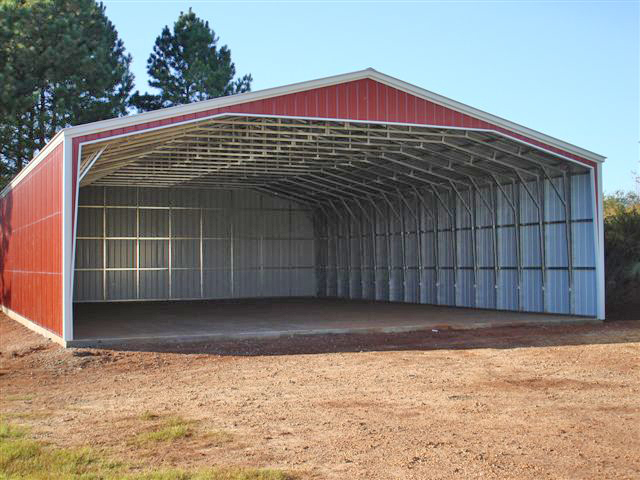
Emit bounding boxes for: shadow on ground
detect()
[78,319,639,356]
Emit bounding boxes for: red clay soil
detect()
[1,313,639,479]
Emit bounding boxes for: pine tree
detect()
[130,9,251,112]
[0,0,134,187]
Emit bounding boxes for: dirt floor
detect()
[1,313,639,479]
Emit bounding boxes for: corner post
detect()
[595,163,605,320]
[62,135,75,343]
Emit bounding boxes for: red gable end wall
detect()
[71,77,598,231]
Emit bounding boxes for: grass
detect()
[0,420,294,480]
[0,421,123,479]
[135,416,195,444]
[135,414,233,447]
[1,394,35,402]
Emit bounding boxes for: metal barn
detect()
[0,69,605,346]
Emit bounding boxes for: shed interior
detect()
[72,116,598,340]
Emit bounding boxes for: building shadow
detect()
[76,319,639,356]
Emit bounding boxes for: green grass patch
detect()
[121,467,293,480]
[1,394,35,402]
[0,422,26,440]
[0,419,294,480]
[0,421,123,479]
[135,416,195,444]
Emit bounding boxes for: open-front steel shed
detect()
[0,69,606,346]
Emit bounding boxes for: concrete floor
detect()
[71,298,598,347]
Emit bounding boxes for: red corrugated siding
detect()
[71,77,598,227]
[0,143,63,335]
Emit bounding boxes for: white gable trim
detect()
[2,68,605,197]
[64,68,605,164]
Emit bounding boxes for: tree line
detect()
[603,189,640,317]
[0,0,251,187]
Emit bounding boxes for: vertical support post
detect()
[513,180,523,311]
[358,199,379,300]
[471,185,479,307]
[516,172,545,312]
[398,189,420,303]
[369,202,377,300]
[415,191,423,303]
[431,186,455,305]
[490,183,499,309]
[102,186,107,301]
[595,163,605,319]
[368,196,392,301]
[229,191,234,298]
[136,187,140,300]
[315,205,332,298]
[288,200,293,296]
[413,186,439,305]
[563,172,574,314]
[386,200,393,301]
[359,206,366,299]
[335,208,340,297]
[329,201,348,298]
[168,201,172,299]
[491,175,521,311]
[537,176,548,312]
[470,178,498,309]
[430,190,439,305]
[449,182,476,307]
[382,194,403,302]
[199,204,204,298]
[354,198,375,300]
[399,196,408,302]
[343,200,365,299]
[312,208,323,297]
[63,136,75,342]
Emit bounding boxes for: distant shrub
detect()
[604,191,640,310]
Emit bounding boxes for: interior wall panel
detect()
[74,187,315,301]
[315,173,597,317]
[73,175,598,316]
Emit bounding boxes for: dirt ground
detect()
[1,313,639,479]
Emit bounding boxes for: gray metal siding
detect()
[74,187,316,301]
[315,173,597,316]
[75,174,597,317]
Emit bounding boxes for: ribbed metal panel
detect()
[315,173,597,316]
[107,271,135,300]
[74,174,597,316]
[74,186,315,302]
[0,143,64,334]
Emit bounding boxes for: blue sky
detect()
[103,0,639,194]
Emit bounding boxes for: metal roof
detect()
[2,69,605,200]
[67,68,605,164]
